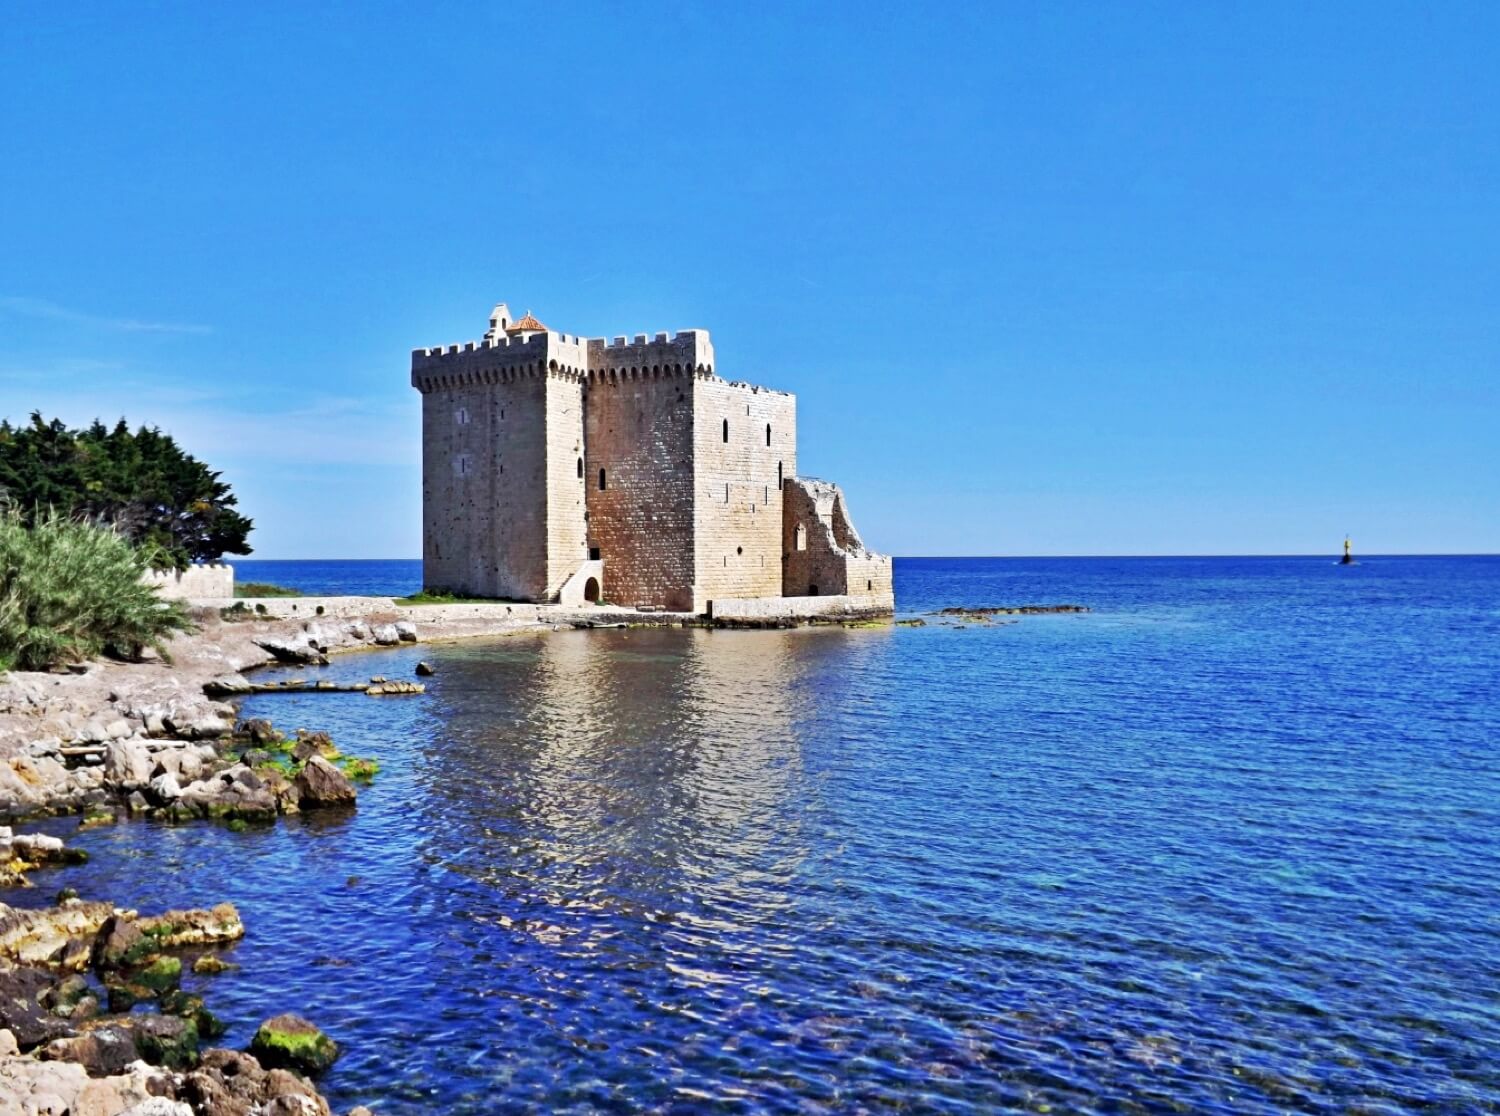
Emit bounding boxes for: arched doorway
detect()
[583,577,601,604]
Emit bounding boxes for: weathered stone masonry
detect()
[411,304,893,614]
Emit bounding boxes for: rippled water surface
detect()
[26,557,1500,1113]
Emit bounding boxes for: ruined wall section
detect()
[413,335,553,599]
[582,331,711,610]
[782,478,894,603]
[142,564,234,600]
[691,379,797,612]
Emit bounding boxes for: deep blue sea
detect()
[24,557,1500,1113]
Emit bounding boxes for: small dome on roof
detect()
[505,311,547,334]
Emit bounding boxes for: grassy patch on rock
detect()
[394,588,510,606]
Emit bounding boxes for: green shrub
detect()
[0,510,192,672]
[235,581,303,598]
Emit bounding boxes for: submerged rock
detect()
[414,660,435,676]
[293,757,355,809]
[364,681,424,696]
[249,1013,339,1075]
[191,954,237,976]
[935,603,1090,617]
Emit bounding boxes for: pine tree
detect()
[0,412,253,567]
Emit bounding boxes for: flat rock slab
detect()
[222,680,423,696]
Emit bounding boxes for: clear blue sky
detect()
[2,3,1496,557]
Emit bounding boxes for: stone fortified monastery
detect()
[410,304,893,617]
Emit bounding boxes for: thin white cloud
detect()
[0,356,125,384]
[0,296,211,335]
[6,375,418,468]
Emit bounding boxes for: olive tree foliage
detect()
[0,413,253,568]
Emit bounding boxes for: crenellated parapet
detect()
[587,329,715,380]
[411,331,596,392]
[412,326,721,393]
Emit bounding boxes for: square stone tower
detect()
[410,307,589,600]
[412,304,889,614]
[583,330,795,612]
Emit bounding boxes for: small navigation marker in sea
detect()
[1340,536,1355,565]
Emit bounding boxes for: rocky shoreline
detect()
[0,605,504,1115]
[0,891,363,1115]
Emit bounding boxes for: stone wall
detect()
[690,379,797,613]
[419,374,552,599]
[214,595,397,619]
[584,367,697,610]
[782,478,894,604]
[708,593,892,625]
[142,564,234,600]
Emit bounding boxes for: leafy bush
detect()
[0,510,192,672]
[235,581,303,598]
[0,413,252,567]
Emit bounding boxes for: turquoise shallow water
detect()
[23,556,1500,1113]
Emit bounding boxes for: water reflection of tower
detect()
[518,628,815,912]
